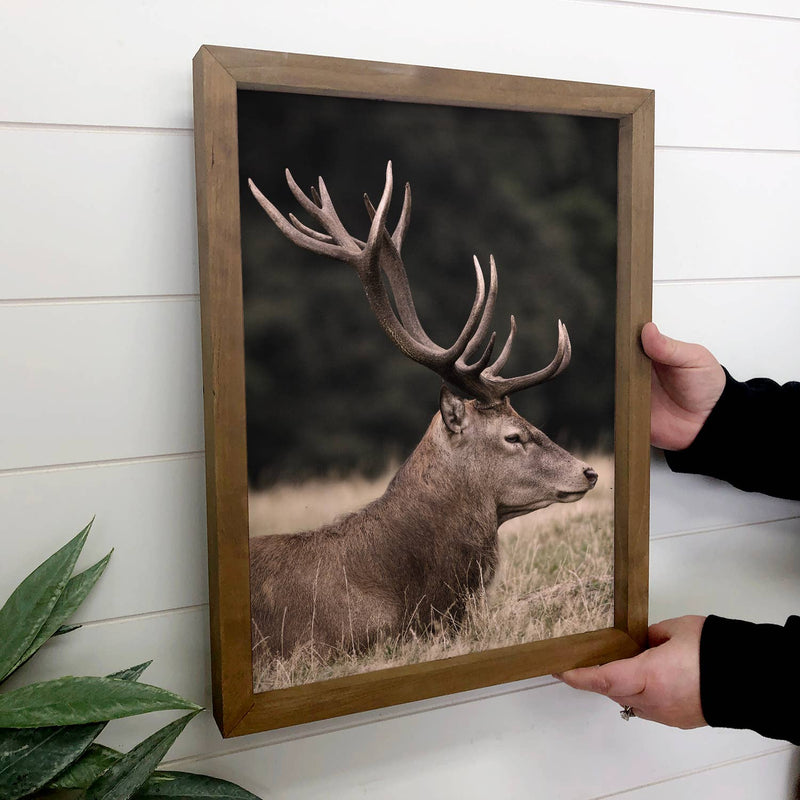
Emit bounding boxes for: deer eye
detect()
[504,433,523,444]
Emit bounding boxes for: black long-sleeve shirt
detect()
[665,368,800,745]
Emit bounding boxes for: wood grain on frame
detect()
[615,93,655,647]
[193,44,653,737]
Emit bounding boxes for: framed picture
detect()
[193,45,653,738]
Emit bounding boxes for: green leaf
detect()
[0,723,100,799]
[50,758,262,798]
[83,711,201,800]
[53,624,83,637]
[12,551,112,673]
[0,673,200,728]
[133,771,262,799]
[106,662,153,683]
[0,663,150,799]
[0,522,92,683]
[47,743,123,790]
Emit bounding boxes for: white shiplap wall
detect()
[1,1,798,797]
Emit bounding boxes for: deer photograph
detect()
[236,90,618,691]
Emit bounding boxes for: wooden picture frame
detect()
[193,44,653,738]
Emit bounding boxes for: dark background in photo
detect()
[237,90,618,488]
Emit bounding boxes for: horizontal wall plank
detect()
[2,274,795,478]
[9,283,784,474]
[651,452,800,537]
[0,299,204,470]
[177,684,774,799]
[0,455,207,621]
[606,0,800,19]
[0,3,798,150]
[652,279,800,384]
[654,149,800,282]
[598,748,798,800]
[4,132,799,298]
[650,518,800,623]
[2,606,778,796]
[0,127,198,299]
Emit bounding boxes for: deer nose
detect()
[584,468,598,487]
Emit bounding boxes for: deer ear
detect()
[439,386,468,434]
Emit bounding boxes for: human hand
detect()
[555,616,707,729]
[641,322,726,451]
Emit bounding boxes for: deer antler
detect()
[248,161,571,405]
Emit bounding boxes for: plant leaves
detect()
[0,522,92,683]
[49,760,261,799]
[47,743,123,790]
[133,771,262,799]
[12,551,112,673]
[83,711,201,800]
[0,662,151,800]
[0,672,199,728]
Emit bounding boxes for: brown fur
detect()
[250,392,596,658]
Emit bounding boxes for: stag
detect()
[247,162,598,658]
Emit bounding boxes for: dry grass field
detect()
[249,454,614,692]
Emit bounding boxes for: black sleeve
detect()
[663,369,800,744]
[700,614,800,745]
[665,368,800,500]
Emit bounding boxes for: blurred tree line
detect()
[238,90,618,488]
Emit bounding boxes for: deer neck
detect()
[357,421,499,606]
[379,416,497,532]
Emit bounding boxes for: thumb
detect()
[556,653,648,698]
[647,618,677,647]
[641,322,703,369]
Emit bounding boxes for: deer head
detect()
[248,162,598,518]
